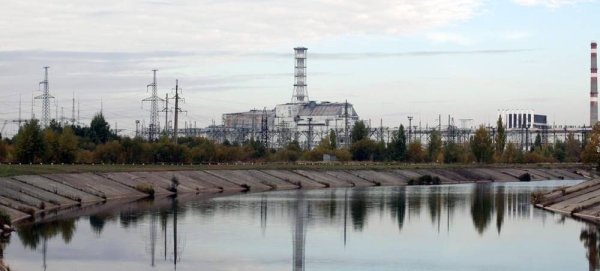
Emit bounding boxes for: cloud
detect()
[0,0,482,52]
[427,32,471,45]
[511,0,593,8]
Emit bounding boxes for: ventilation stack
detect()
[291,47,308,103]
[591,41,598,127]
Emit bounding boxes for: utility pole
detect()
[408,116,413,144]
[172,80,185,144]
[12,94,26,128]
[162,93,169,137]
[142,70,163,141]
[135,120,140,138]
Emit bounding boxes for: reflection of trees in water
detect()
[17,219,78,250]
[470,184,494,235]
[89,214,116,235]
[428,187,442,226]
[495,186,505,235]
[388,187,406,231]
[0,232,9,260]
[408,192,422,218]
[580,225,600,271]
[350,189,367,231]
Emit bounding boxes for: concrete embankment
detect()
[0,167,589,224]
[536,178,600,223]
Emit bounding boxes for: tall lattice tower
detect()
[143,70,163,141]
[291,47,308,103]
[35,67,54,128]
[591,41,598,127]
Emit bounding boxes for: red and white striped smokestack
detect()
[591,41,598,127]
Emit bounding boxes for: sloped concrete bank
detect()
[535,178,600,224]
[0,167,590,224]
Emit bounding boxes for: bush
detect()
[531,190,545,204]
[168,175,180,193]
[135,183,155,196]
[408,175,441,186]
[0,209,11,227]
[519,173,532,182]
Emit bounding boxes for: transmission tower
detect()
[171,79,185,144]
[261,107,269,147]
[35,67,54,128]
[291,47,308,103]
[142,70,163,141]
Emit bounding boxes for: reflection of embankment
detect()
[0,168,588,224]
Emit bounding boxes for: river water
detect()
[1,180,597,271]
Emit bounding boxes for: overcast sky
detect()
[0,0,598,137]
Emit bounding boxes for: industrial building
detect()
[212,47,360,149]
[497,109,548,130]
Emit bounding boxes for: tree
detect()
[58,126,78,163]
[351,121,368,143]
[350,139,376,161]
[471,125,494,163]
[406,141,425,163]
[566,132,582,162]
[427,129,442,162]
[502,142,523,163]
[582,124,600,167]
[15,119,46,163]
[495,116,506,157]
[89,113,112,145]
[389,124,407,161]
[329,129,337,150]
[443,142,465,163]
[43,129,60,163]
[534,132,542,150]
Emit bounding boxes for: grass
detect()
[531,190,546,205]
[134,183,155,196]
[0,162,587,178]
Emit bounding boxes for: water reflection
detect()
[6,181,594,271]
[581,225,600,271]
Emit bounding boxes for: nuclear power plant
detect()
[205,47,360,149]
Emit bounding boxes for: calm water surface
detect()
[1,180,597,271]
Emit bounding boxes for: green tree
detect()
[495,116,506,157]
[389,124,407,161]
[43,129,60,163]
[89,113,113,145]
[329,129,337,150]
[534,132,542,150]
[427,129,442,162]
[553,140,566,162]
[443,142,465,163]
[58,126,78,163]
[350,139,376,161]
[502,142,523,163]
[15,119,46,163]
[351,121,368,143]
[471,125,494,163]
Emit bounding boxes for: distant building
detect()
[497,109,548,129]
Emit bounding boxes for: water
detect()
[1,180,596,271]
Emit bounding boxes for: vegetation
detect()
[0,209,10,227]
[518,172,532,182]
[0,113,597,170]
[408,175,442,186]
[134,183,155,196]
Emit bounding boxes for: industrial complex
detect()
[2,42,599,151]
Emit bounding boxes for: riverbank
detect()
[535,178,600,224]
[0,165,590,224]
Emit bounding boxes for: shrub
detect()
[240,183,250,192]
[0,209,11,227]
[519,173,532,182]
[168,175,180,193]
[408,175,442,186]
[135,183,155,196]
[531,190,545,205]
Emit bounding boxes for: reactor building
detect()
[591,41,598,127]
[213,47,360,149]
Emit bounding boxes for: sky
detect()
[0,0,599,137]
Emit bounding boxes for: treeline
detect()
[0,113,599,165]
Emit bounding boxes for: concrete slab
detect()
[244,170,299,190]
[323,171,376,186]
[186,171,246,191]
[0,205,29,222]
[293,170,353,187]
[346,170,405,186]
[260,170,325,189]
[0,178,77,207]
[100,172,174,195]
[205,170,272,191]
[46,173,145,199]
[12,175,102,203]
